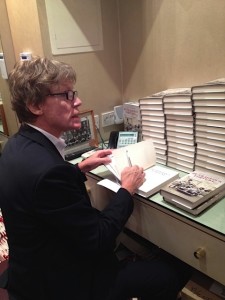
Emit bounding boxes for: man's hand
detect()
[121,165,145,195]
[78,149,112,173]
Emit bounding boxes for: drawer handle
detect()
[194,248,206,259]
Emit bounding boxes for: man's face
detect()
[38,80,82,137]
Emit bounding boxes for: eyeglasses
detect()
[47,90,78,101]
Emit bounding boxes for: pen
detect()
[126,150,132,167]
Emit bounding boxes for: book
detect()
[142,130,165,140]
[139,96,163,105]
[191,78,225,93]
[196,143,225,155]
[195,161,225,175]
[167,141,196,152]
[123,101,141,135]
[98,139,179,198]
[141,120,165,128]
[166,115,194,122]
[139,103,163,111]
[195,131,225,141]
[166,125,194,135]
[141,115,165,123]
[167,162,194,174]
[192,92,225,100]
[195,125,225,135]
[160,170,225,209]
[195,136,225,148]
[193,100,225,107]
[167,156,195,172]
[141,124,165,134]
[166,119,194,128]
[167,135,195,146]
[167,130,194,141]
[167,151,195,164]
[168,146,196,157]
[197,146,225,161]
[195,113,225,121]
[164,109,194,116]
[164,189,225,216]
[164,102,193,109]
[194,106,225,114]
[140,109,164,116]
[163,95,192,103]
[195,118,225,128]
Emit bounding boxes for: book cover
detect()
[123,101,141,134]
[160,170,225,209]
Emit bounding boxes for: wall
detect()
[118,0,225,100]
[1,0,225,139]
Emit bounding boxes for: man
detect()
[0,57,191,300]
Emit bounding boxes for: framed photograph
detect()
[62,109,98,160]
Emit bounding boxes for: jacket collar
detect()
[18,124,63,159]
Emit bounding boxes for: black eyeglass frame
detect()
[47,90,78,101]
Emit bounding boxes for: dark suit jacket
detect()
[0,125,134,300]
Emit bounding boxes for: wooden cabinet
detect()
[86,171,225,286]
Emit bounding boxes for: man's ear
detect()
[27,103,43,116]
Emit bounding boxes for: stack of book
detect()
[163,88,196,173]
[192,78,225,174]
[161,170,225,215]
[139,93,167,165]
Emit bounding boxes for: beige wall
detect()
[1,0,225,139]
[118,0,225,100]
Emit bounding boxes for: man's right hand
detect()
[120,165,145,195]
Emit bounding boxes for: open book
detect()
[98,140,179,197]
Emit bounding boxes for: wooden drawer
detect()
[126,198,225,286]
